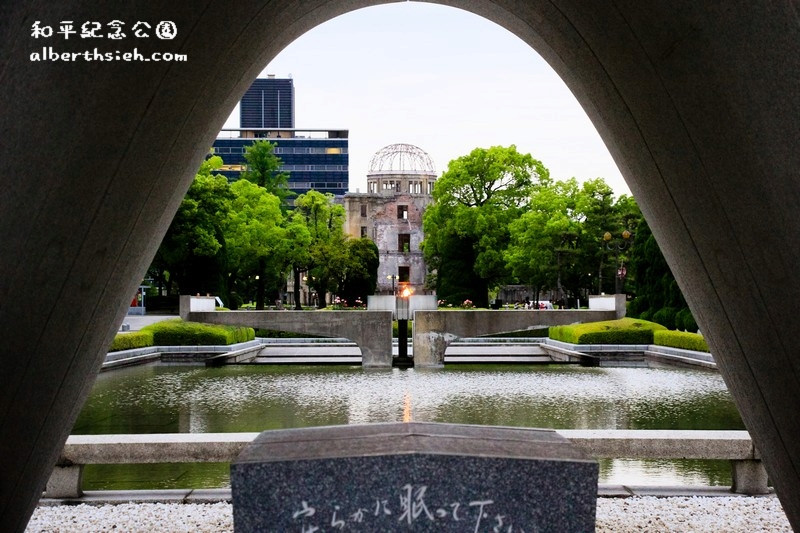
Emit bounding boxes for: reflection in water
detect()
[403,391,413,423]
[75,364,743,489]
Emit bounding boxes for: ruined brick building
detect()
[344,144,437,294]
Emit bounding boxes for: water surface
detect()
[74,364,743,489]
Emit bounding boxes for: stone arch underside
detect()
[2,1,799,530]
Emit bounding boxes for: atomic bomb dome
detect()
[366,143,437,196]
[343,143,438,294]
[368,143,437,176]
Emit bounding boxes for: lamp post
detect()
[386,274,397,294]
[603,229,634,294]
[394,282,413,368]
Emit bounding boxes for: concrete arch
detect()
[2,1,799,530]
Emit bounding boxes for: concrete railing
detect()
[46,430,768,499]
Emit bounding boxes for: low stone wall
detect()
[45,430,768,500]
[180,296,394,367]
[413,310,617,366]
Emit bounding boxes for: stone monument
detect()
[231,422,598,532]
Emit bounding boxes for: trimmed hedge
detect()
[109,330,154,352]
[549,318,666,345]
[141,319,255,346]
[654,330,709,352]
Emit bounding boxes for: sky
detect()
[222,2,630,196]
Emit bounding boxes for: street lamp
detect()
[603,229,634,294]
[386,274,398,294]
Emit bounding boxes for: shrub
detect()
[652,307,678,330]
[654,330,709,352]
[627,296,648,318]
[549,318,666,345]
[638,309,652,322]
[142,319,254,345]
[675,307,699,333]
[109,330,154,351]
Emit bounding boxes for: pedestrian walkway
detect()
[120,315,177,331]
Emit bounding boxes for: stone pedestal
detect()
[231,422,598,532]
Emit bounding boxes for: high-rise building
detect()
[212,76,349,197]
[212,128,349,197]
[240,76,294,129]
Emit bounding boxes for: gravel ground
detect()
[25,496,791,532]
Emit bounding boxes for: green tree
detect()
[284,209,313,309]
[338,238,380,306]
[294,190,347,307]
[153,156,232,297]
[224,179,286,309]
[506,179,582,305]
[574,178,617,295]
[627,217,697,330]
[423,145,550,307]
[240,140,293,206]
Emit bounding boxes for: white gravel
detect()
[26,496,791,532]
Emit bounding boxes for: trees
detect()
[293,191,348,308]
[240,140,293,205]
[284,209,313,310]
[150,156,377,310]
[152,156,232,298]
[627,217,698,331]
[338,238,380,306]
[422,145,550,307]
[506,179,582,305]
[224,179,286,310]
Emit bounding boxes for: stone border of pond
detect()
[43,429,766,501]
[102,337,717,370]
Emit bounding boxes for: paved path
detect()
[120,315,177,331]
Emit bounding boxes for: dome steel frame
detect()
[368,143,436,176]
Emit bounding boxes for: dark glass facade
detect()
[240,78,295,129]
[212,129,349,197]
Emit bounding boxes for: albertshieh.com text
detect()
[30,47,187,62]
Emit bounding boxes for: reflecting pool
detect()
[73,364,744,490]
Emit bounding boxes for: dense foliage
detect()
[148,145,378,309]
[422,146,550,307]
[423,146,644,308]
[151,142,694,322]
[626,218,699,331]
